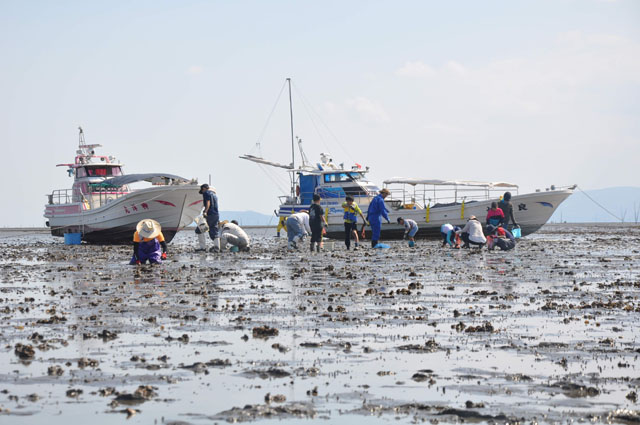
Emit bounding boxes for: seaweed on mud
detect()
[396,339,440,352]
[213,402,317,422]
[252,325,279,338]
[551,381,600,398]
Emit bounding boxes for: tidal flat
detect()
[0,224,639,424]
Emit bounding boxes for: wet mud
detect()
[0,223,639,424]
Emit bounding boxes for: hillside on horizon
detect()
[550,186,640,224]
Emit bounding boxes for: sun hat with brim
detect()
[379,188,390,195]
[469,215,477,220]
[219,220,229,227]
[136,219,161,239]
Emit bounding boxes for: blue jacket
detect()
[367,194,389,222]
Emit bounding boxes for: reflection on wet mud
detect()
[0,224,639,424]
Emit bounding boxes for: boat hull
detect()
[44,185,202,244]
[279,188,574,240]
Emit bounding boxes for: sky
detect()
[1,0,639,226]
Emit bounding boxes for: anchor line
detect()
[576,185,623,222]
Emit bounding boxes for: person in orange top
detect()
[130,219,168,265]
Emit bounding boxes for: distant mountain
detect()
[550,187,640,223]
[219,210,276,226]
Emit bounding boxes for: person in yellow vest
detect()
[342,195,367,250]
[129,219,168,265]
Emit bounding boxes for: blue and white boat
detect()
[242,80,575,239]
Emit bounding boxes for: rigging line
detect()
[291,81,356,164]
[257,163,288,194]
[291,84,333,156]
[251,79,288,155]
[576,185,623,222]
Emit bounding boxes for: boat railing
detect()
[47,189,76,205]
[384,185,516,210]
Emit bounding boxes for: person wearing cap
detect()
[456,215,486,249]
[366,188,391,248]
[342,195,367,250]
[486,225,516,251]
[199,184,220,252]
[219,220,251,252]
[397,217,418,244]
[129,219,168,265]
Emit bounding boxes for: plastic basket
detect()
[511,227,522,239]
[64,233,82,245]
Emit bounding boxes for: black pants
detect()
[496,238,516,251]
[344,222,357,248]
[310,226,323,243]
[460,232,484,247]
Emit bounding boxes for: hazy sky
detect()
[1,0,639,226]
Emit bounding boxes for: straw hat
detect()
[469,215,477,220]
[219,220,229,227]
[136,219,161,239]
[379,188,390,195]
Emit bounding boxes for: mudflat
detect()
[0,224,638,424]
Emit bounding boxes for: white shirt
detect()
[441,223,454,234]
[459,219,487,244]
[221,223,250,245]
[290,212,311,234]
[404,219,418,232]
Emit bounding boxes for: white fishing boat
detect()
[242,79,575,239]
[44,128,202,244]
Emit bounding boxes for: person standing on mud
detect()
[342,195,367,250]
[200,184,220,252]
[366,188,391,248]
[309,194,328,253]
[498,192,518,230]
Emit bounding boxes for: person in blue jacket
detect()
[366,188,391,248]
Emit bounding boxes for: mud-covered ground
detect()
[0,224,639,424]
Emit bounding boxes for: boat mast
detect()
[287,78,296,199]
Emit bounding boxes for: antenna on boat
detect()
[78,126,85,147]
[287,78,296,199]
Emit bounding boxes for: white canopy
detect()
[383,177,518,188]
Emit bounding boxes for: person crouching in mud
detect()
[397,217,418,244]
[286,211,311,250]
[130,219,168,265]
[486,225,517,251]
[440,223,461,249]
[366,188,391,248]
[219,220,251,252]
[457,215,486,249]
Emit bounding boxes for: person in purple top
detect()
[366,188,391,248]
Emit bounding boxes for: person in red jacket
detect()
[486,202,505,227]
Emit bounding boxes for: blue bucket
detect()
[511,227,522,239]
[64,233,82,245]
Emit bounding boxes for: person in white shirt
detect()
[457,216,487,248]
[397,217,419,243]
[219,220,251,252]
[285,212,311,249]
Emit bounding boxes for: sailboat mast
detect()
[287,78,296,198]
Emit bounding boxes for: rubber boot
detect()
[211,237,221,252]
[310,242,315,253]
[371,240,378,248]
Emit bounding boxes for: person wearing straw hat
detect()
[199,183,220,252]
[366,188,391,248]
[130,219,168,265]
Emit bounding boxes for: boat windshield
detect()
[323,172,363,183]
[77,166,123,178]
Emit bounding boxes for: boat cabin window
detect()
[83,166,122,177]
[323,172,363,183]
